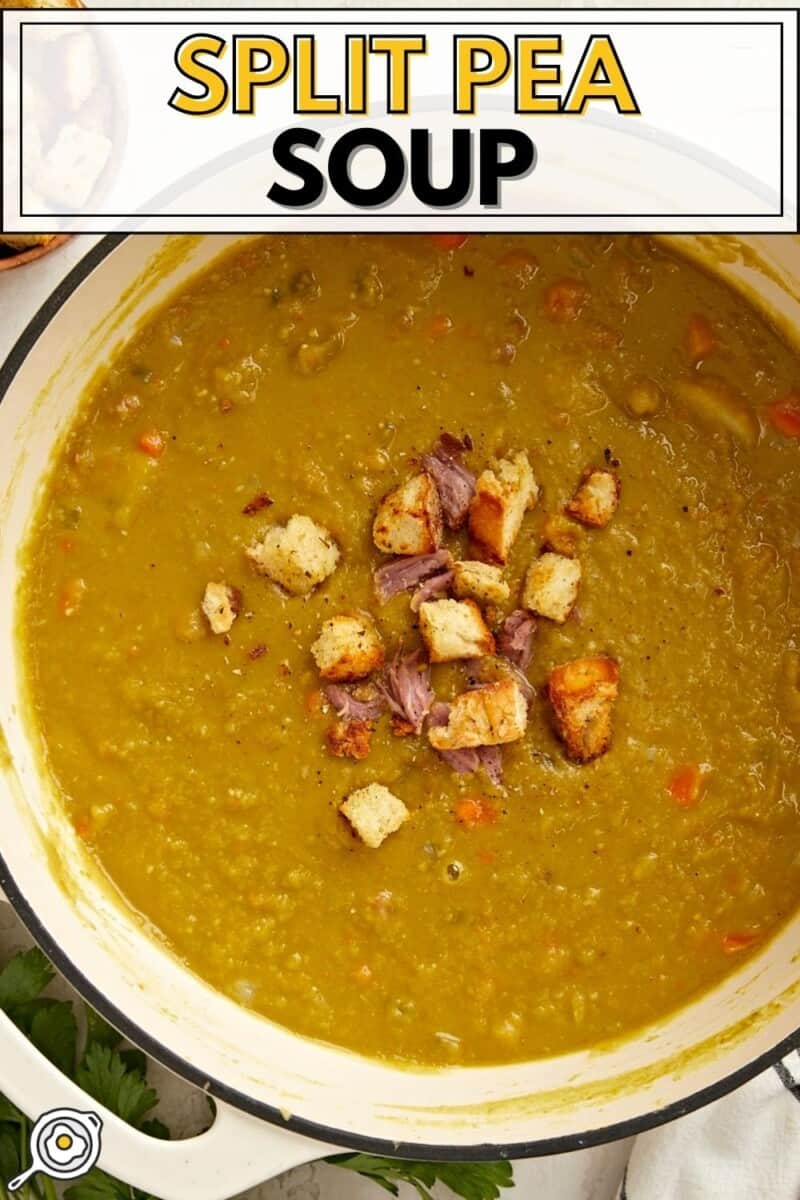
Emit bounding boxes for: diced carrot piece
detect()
[426,313,454,340]
[59,577,86,617]
[218,336,231,350]
[430,233,468,251]
[305,688,324,715]
[59,536,76,553]
[454,795,498,829]
[668,763,704,808]
[137,429,166,458]
[766,392,800,437]
[686,314,715,365]
[543,279,590,323]
[478,848,497,865]
[722,932,758,955]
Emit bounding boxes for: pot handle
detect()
[0,1010,332,1200]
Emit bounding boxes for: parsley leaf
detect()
[425,1163,514,1200]
[84,1007,123,1054]
[139,1118,169,1142]
[7,998,78,1077]
[0,947,53,1011]
[0,1094,24,1124]
[29,1000,78,1077]
[76,1044,158,1129]
[64,1167,151,1200]
[327,1155,514,1200]
[119,1049,147,1079]
[0,1126,22,1186]
[64,1169,130,1200]
[64,1167,164,1200]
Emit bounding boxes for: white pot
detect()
[1,234,799,1200]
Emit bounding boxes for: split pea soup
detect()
[20,234,800,1066]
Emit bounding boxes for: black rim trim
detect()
[1,233,799,1162]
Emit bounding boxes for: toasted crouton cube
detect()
[469,450,539,563]
[565,468,620,529]
[373,472,443,556]
[340,783,409,848]
[246,514,340,596]
[542,513,581,558]
[327,719,373,760]
[548,656,620,762]
[452,561,510,605]
[201,582,241,635]
[419,598,495,664]
[428,679,528,751]
[311,613,385,681]
[522,553,582,624]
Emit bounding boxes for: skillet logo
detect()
[6,1108,103,1192]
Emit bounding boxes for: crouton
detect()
[311,614,385,681]
[373,472,443,556]
[469,450,539,563]
[246,514,340,596]
[418,598,495,664]
[428,679,528,751]
[452,560,510,605]
[565,468,620,529]
[327,719,373,760]
[340,783,409,848]
[548,656,620,762]
[541,512,581,558]
[522,553,582,624]
[201,582,241,635]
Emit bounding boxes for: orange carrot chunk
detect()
[430,233,468,252]
[137,429,166,458]
[767,392,800,438]
[722,932,758,955]
[668,763,704,808]
[686,314,715,365]
[454,795,498,829]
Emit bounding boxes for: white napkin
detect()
[616,1053,800,1200]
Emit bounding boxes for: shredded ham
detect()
[439,746,482,773]
[410,569,454,612]
[374,550,453,604]
[422,433,476,530]
[428,701,504,782]
[497,609,536,670]
[477,744,504,786]
[506,663,535,708]
[379,650,435,734]
[323,684,385,722]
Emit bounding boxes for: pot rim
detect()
[1,233,798,1160]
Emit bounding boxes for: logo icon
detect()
[7,1108,103,1192]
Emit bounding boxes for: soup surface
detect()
[20,234,800,1066]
